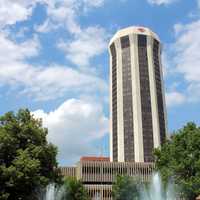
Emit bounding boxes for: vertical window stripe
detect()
[153,39,166,144]
[138,35,154,162]
[120,35,134,162]
[110,43,118,162]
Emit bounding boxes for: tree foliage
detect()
[0,109,61,200]
[154,122,200,200]
[63,177,90,200]
[112,175,140,200]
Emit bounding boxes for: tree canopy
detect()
[0,109,60,200]
[64,177,90,200]
[112,175,140,200]
[154,122,200,200]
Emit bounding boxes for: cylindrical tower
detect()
[109,26,167,163]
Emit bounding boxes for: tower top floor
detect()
[109,26,160,46]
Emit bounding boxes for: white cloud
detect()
[0,32,39,63]
[186,83,200,103]
[166,91,186,107]
[173,20,200,82]
[34,19,54,33]
[0,64,108,101]
[2,0,108,70]
[83,0,104,7]
[0,0,38,28]
[0,0,108,71]
[174,23,184,35]
[165,19,200,104]
[32,98,109,165]
[36,0,105,34]
[43,0,81,34]
[0,0,109,101]
[0,32,107,101]
[161,51,170,77]
[15,27,30,38]
[164,0,200,106]
[0,0,105,32]
[36,0,110,67]
[147,0,177,5]
[34,0,110,68]
[58,26,110,66]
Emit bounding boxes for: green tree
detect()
[112,175,140,200]
[0,109,61,200]
[64,177,90,200]
[154,122,200,200]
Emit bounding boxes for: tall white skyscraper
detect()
[109,26,167,163]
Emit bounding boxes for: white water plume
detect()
[40,183,65,200]
[140,173,178,200]
[40,173,179,200]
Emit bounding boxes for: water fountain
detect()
[41,173,179,200]
[40,183,65,200]
[140,173,179,200]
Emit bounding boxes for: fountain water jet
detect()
[40,183,66,200]
[140,173,178,200]
[40,173,180,200]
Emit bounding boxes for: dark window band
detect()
[110,43,118,162]
[138,35,154,162]
[120,35,134,162]
[153,39,166,144]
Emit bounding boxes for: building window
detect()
[120,35,134,162]
[138,35,154,162]
[153,39,166,144]
[110,43,118,162]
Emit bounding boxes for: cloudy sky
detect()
[0,0,200,165]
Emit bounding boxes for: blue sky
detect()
[0,0,200,165]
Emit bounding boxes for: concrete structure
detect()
[60,157,155,200]
[109,26,167,163]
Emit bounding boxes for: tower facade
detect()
[109,26,167,163]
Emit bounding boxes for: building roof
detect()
[80,156,110,162]
[109,26,160,46]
